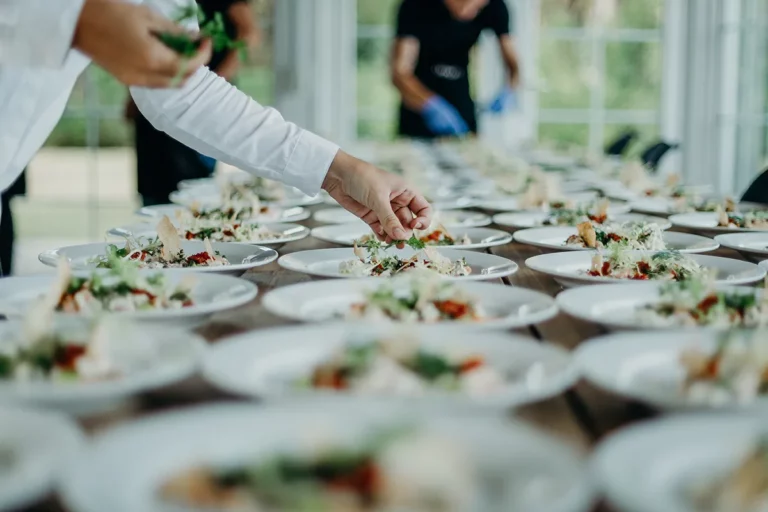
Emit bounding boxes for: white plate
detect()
[715,232,768,262]
[525,250,765,288]
[39,242,278,277]
[169,188,322,208]
[313,208,492,228]
[203,323,577,408]
[59,402,593,512]
[670,211,768,234]
[630,197,765,216]
[262,278,558,328]
[594,412,768,512]
[278,247,518,281]
[0,320,205,414]
[576,329,768,410]
[429,196,478,210]
[477,192,599,212]
[0,271,258,327]
[0,407,84,511]
[135,204,310,223]
[557,282,762,330]
[513,227,718,254]
[493,211,666,230]
[107,222,309,249]
[311,223,512,250]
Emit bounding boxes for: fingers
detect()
[185,39,213,75]
[373,199,409,241]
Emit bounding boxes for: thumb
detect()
[373,199,409,240]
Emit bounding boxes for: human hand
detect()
[487,86,518,114]
[73,0,212,88]
[322,151,433,242]
[421,96,469,136]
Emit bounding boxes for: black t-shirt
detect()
[395,0,511,137]
[197,0,246,71]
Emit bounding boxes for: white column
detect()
[273,0,357,145]
[658,0,687,176]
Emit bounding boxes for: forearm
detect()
[130,66,339,195]
[392,73,434,111]
[499,36,521,87]
[0,0,85,68]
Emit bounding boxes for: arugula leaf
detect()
[156,4,245,58]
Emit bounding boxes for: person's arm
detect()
[0,0,85,68]
[498,35,520,88]
[390,37,434,111]
[214,1,261,81]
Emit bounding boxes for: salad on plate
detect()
[566,221,666,250]
[96,217,229,269]
[717,208,768,230]
[636,279,767,328]
[541,200,612,226]
[587,248,704,281]
[346,277,485,323]
[355,223,471,248]
[300,337,504,397]
[340,238,471,278]
[161,427,476,512]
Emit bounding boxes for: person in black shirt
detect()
[391,0,520,139]
[127,0,259,206]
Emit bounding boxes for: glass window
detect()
[605,42,662,110]
[538,40,592,109]
[539,123,590,150]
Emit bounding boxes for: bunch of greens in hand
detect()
[156,3,245,57]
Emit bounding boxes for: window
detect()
[537,0,665,157]
[9,2,276,275]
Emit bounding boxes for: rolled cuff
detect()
[282,130,339,196]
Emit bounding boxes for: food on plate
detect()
[586,249,704,281]
[161,428,476,512]
[97,217,229,269]
[0,321,121,382]
[541,200,611,226]
[300,337,505,397]
[221,177,286,203]
[690,439,768,511]
[347,278,485,323]
[688,197,737,213]
[55,262,196,314]
[565,221,666,250]
[186,203,272,222]
[680,331,768,405]
[340,238,471,278]
[516,170,567,210]
[636,279,766,327]
[181,221,282,243]
[717,208,768,230]
[356,224,471,247]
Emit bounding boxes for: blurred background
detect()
[7,0,767,273]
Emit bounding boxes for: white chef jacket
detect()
[0,0,340,196]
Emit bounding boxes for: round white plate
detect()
[311,224,512,250]
[594,412,768,512]
[0,407,84,511]
[557,282,761,330]
[513,227,718,254]
[477,192,599,212]
[630,197,765,216]
[59,402,593,512]
[39,242,278,277]
[278,247,518,281]
[177,173,252,189]
[0,320,205,414]
[203,324,577,408]
[313,208,492,228]
[493,212,667,230]
[525,250,765,288]
[715,232,768,262]
[0,271,258,327]
[107,222,309,249]
[262,278,558,328]
[169,188,322,209]
[576,329,768,410]
[670,211,768,235]
[135,204,310,223]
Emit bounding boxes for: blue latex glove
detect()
[421,96,469,136]
[487,86,518,114]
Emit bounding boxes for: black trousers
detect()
[0,171,25,277]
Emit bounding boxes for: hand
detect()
[73,0,213,88]
[322,151,433,242]
[421,96,469,136]
[487,86,518,114]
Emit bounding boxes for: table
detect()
[22,209,744,512]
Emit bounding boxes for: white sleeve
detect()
[129,69,339,196]
[0,0,85,68]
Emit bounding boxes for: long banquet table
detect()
[22,204,745,512]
